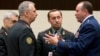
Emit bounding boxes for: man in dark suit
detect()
[45,1,100,56]
[7,1,38,56]
[0,12,18,56]
[37,9,74,56]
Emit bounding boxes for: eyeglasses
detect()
[10,20,18,23]
[12,20,17,23]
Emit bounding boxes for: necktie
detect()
[55,30,57,34]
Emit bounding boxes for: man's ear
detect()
[83,9,88,15]
[3,18,9,27]
[24,11,29,17]
[4,18,8,23]
[48,18,50,23]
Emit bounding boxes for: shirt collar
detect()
[82,15,93,23]
[2,27,8,32]
[19,19,30,26]
[51,27,62,34]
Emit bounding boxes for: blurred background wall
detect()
[0,10,100,38]
[0,0,100,38]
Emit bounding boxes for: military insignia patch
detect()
[26,37,33,44]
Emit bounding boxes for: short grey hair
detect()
[18,1,35,16]
[4,11,18,19]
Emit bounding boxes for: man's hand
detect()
[44,34,59,46]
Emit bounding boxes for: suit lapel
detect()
[75,16,94,38]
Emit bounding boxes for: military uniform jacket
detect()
[37,28,74,56]
[0,27,8,56]
[7,20,37,56]
[57,16,100,56]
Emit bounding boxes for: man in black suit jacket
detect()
[37,9,74,56]
[0,12,18,56]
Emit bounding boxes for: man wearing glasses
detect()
[0,11,18,56]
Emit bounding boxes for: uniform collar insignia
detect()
[62,31,65,35]
[5,32,8,36]
[48,30,51,34]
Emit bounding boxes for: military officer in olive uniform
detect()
[7,1,38,56]
[0,12,18,56]
[37,9,74,56]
